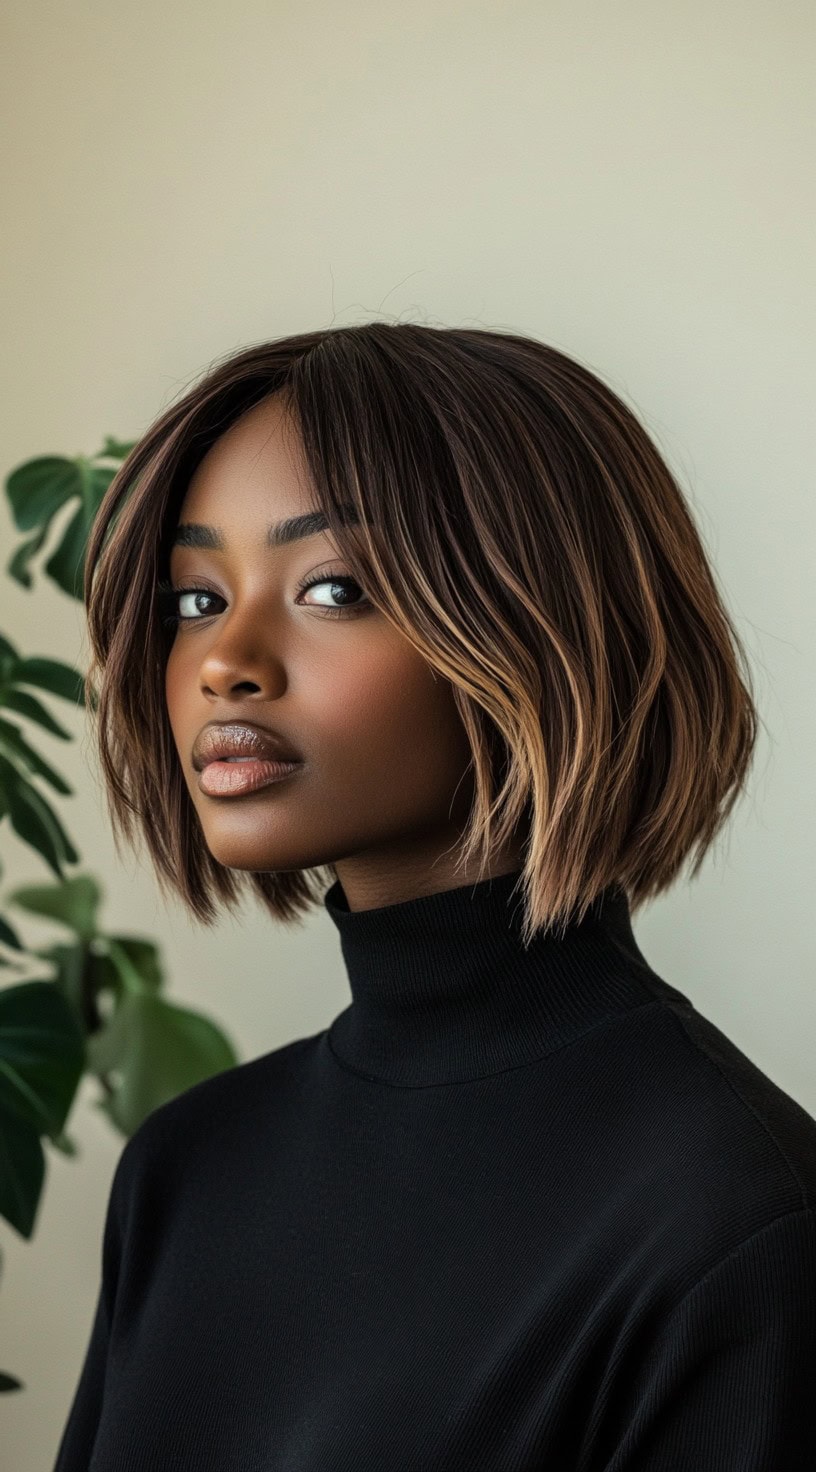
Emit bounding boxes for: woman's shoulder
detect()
[590,986,816,1305]
[648,989,816,1210]
[113,1026,327,1189]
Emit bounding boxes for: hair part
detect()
[82,323,761,944]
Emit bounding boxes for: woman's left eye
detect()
[156,570,370,628]
[294,570,370,617]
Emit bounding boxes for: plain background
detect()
[1,1,814,1464]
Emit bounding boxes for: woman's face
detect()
[165,392,524,910]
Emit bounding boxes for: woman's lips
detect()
[197,757,303,797]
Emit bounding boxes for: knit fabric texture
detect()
[54,870,816,1469]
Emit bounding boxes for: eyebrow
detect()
[171,503,360,551]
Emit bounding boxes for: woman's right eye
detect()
[156,580,222,629]
[178,589,221,622]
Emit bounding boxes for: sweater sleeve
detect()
[52,1138,131,1472]
[596,1206,816,1472]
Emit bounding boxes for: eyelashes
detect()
[155,567,371,629]
[292,568,371,616]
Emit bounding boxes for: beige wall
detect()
[1,0,814,1464]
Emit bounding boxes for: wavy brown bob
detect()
[83,323,761,944]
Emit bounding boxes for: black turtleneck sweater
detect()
[54,873,816,1470]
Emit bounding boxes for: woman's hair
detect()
[83,322,761,943]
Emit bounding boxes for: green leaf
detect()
[52,940,162,1025]
[0,1109,45,1238]
[6,797,65,876]
[2,763,79,878]
[27,941,89,1016]
[0,1370,25,1392]
[4,456,80,534]
[0,980,85,1136]
[49,1128,78,1156]
[0,716,73,796]
[4,452,118,598]
[103,937,153,997]
[86,992,239,1136]
[0,978,84,1236]
[6,524,49,590]
[0,914,23,951]
[88,462,117,498]
[43,500,91,601]
[38,460,114,601]
[84,936,164,1011]
[102,935,164,993]
[6,876,100,941]
[0,688,73,741]
[12,657,86,707]
[0,638,18,696]
[99,437,138,460]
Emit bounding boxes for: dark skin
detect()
[165,391,526,912]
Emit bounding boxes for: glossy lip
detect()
[197,757,303,798]
[192,720,303,771]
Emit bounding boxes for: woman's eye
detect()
[156,570,370,629]
[157,583,223,628]
[179,589,221,620]
[294,571,370,617]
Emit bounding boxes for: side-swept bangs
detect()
[83,323,760,942]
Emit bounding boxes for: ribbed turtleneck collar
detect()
[323,870,651,1086]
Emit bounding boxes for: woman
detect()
[55,323,816,1469]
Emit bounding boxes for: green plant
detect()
[0,441,240,1392]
